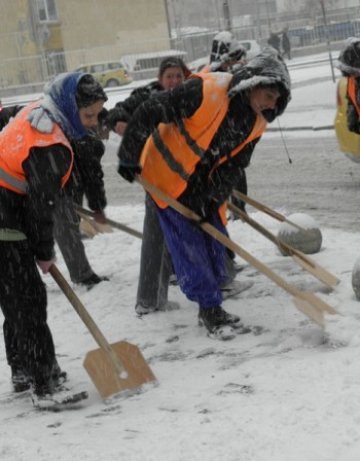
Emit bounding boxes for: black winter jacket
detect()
[118,76,259,217]
[0,144,72,260]
[68,134,107,211]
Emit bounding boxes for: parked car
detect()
[120,50,187,80]
[334,76,360,163]
[74,61,132,88]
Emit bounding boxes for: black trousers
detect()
[136,194,173,309]
[0,240,55,387]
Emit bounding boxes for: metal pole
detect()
[319,0,336,83]
[163,0,172,41]
[256,0,262,40]
[265,0,271,31]
[223,0,232,32]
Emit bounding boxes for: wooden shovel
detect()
[227,202,339,289]
[232,189,306,232]
[49,264,157,399]
[138,177,339,327]
[74,205,143,240]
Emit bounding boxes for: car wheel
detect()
[106,79,119,87]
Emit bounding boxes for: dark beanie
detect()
[75,74,108,108]
[158,57,191,79]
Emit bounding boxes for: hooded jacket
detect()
[118,48,291,217]
[0,73,90,260]
[139,72,267,210]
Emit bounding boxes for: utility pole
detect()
[255,0,262,40]
[223,0,232,31]
[319,0,336,83]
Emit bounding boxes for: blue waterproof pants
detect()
[156,205,228,309]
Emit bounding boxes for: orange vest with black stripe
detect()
[140,72,267,212]
[347,76,360,116]
[0,102,73,195]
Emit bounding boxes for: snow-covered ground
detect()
[2,55,360,461]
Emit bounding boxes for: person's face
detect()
[78,100,105,129]
[249,86,280,116]
[159,66,185,90]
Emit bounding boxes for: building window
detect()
[36,0,58,22]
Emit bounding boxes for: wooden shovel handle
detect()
[232,189,306,232]
[228,202,339,290]
[49,264,126,376]
[228,202,298,257]
[138,177,298,295]
[74,205,143,240]
[138,177,337,326]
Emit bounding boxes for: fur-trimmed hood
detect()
[228,47,291,122]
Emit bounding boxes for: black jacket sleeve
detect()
[118,77,203,167]
[107,82,162,129]
[69,135,107,211]
[22,143,73,260]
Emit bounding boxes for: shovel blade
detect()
[293,297,324,327]
[83,340,157,399]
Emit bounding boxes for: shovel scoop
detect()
[49,265,157,399]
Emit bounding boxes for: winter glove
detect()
[36,257,57,274]
[93,210,107,224]
[106,108,128,130]
[193,197,220,227]
[96,108,110,140]
[28,106,54,133]
[118,163,142,183]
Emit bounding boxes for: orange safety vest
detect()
[140,72,267,218]
[347,76,360,117]
[0,102,73,195]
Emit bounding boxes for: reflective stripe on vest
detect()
[141,72,267,209]
[347,76,360,117]
[0,102,73,195]
[0,166,27,193]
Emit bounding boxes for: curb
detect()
[267,125,334,132]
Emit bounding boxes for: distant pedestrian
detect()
[209,31,247,72]
[267,32,281,53]
[282,28,291,60]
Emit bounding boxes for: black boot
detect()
[51,361,67,388]
[79,273,109,289]
[198,306,239,340]
[11,366,31,393]
[199,306,240,327]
